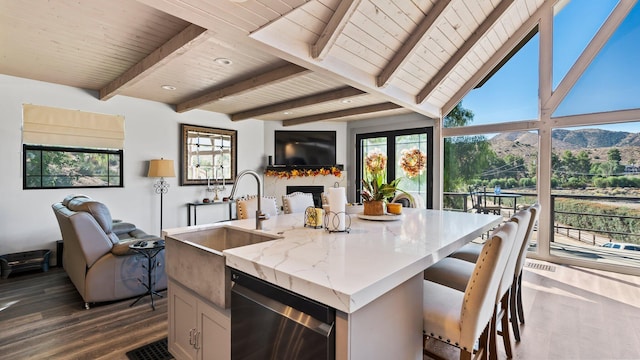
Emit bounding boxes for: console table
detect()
[187,200,235,226]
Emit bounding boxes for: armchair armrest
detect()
[111,239,138,256]
[112,222,137,236]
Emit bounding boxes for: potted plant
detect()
[361,149,404,216]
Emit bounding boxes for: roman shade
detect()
[22,104,124,149]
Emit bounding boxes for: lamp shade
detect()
[148,159,175,178]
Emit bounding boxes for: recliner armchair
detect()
[52,195,167,308]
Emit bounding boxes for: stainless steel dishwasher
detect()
[231,269,335,360]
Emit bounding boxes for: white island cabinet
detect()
[165,208,502,360]
[168,280,230,360]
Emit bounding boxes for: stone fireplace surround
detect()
[263,170,347,211]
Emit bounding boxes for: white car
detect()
[601,242,640,251]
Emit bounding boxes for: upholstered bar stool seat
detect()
[449,242,484,263]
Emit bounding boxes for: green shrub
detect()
[505,178,517,188]
[593,177,607,188]
[564,177,586,189]
[519,177,536,188]
[554,199,640,243]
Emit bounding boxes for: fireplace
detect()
[286,186,324,207]
[263,170,347,211]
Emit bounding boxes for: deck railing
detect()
[443,191,640,246]
[550,194,640,246]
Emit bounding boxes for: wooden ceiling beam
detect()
[231,87,365,121]
[176,63,309,113]
[311,0,361,60]
[417,0,514,104]
[282,102,401,126]
[99,24,207,101]
[376,0,451,88]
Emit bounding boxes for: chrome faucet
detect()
[229,169,269,230]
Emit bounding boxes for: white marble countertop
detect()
[219,209,502,313]
[164,209,501,314]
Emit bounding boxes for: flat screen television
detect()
[274,130,336,166]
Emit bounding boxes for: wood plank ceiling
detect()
[0,0,547,125]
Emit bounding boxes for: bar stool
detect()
[423,221,518,360]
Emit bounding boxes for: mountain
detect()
[489,129,640,164]
[551,129,638,149]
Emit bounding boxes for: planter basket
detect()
[363,201,385,216]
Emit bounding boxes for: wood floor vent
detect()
[525,262,556,272]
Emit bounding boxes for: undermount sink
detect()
[165,225,281,308]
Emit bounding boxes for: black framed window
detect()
[356,127,433,208]
[23,145,123,189]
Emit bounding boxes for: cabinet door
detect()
[198,299,230,360]
[168,282,199,360]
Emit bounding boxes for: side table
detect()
[187,200,236,225]
[129,240,165,310]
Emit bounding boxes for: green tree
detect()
[443,103,495,191]
[608,148,622,163]
[504,154,527,179]
[558,150,577,182]
[575,150,592,177]
[599,161,618,176]
[551,152,561,173]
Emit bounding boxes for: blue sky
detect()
[460,0,640,133]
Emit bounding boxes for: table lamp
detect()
[148,158,175,235]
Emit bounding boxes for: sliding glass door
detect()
[356,128,433,208]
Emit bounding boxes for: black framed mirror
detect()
[180,124,237,186]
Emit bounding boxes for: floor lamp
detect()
[148,158,175,235]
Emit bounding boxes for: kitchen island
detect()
[164,208,502,360]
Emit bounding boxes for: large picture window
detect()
[23,145,123,189]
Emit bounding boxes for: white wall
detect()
[0,74,265,258]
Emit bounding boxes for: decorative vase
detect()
[363,200,385,216]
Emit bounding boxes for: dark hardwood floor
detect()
[0,268,167,359]
[1,260,639,360]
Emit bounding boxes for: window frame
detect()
[355,127,433,208]
[23,144,124,190]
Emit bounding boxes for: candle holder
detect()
[324,211,351,233]
[304,206,323,229]
[206,166,226,202]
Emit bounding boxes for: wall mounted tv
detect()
[274,130,336,167]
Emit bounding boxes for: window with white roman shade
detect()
[22,104,125,189]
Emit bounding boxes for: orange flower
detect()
[264,167,342,178]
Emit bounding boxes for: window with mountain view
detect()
[549,124,640,264]
[444,0,640,272]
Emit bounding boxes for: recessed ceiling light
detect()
[214,57,233,65]
[283,111,293,115]
[341,99,353,104]
[161,85,177,91]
